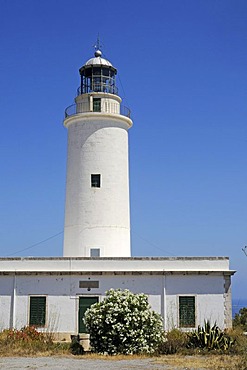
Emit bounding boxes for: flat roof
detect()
[0,256,230,261]
[0,256,235,275]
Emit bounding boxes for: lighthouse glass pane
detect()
[102,68,110,76]
[87,77,92,92]
[84,67,93,77]
[91,174,101,188]
[93,67,101,75]
[179,296,195,328]
[93,78,101,92]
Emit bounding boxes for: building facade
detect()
[0,47,235,339]
[0,257,234,340]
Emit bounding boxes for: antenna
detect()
[242,246,247,256]
[94,34,102,51]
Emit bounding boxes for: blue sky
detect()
[0,0,246,300]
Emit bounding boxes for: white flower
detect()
[84,289,163,354]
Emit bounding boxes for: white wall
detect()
[165,275,225,329]
[0,276,13,330]
[0,257,232,272]
[0,272,230,335]
[63,116,132,258]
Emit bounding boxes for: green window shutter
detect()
[179,296,195,328]
[29,296,46,326]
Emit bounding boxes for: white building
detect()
[0,47,235,340]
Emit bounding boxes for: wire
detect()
[102,48,129,106]
[6,231,64,257]
[131,230,176,257]
[117,73,127,100]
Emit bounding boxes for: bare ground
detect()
[0,355,243,370]
[0,356,170,370]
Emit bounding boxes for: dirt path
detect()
[0,357,174,370]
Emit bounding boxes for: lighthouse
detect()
[63,47,133,257]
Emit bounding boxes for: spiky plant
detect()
[187,320,235,351]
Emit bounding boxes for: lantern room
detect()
[78,50,118,95]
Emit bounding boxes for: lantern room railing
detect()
[65,102,131,119]
[77,84,118,95]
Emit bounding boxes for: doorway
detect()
[78,296,98,333]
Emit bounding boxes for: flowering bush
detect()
[5,326,45,343]
[84,289,164,354]
[0,326,69,355]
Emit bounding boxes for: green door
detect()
[78,297,98,333]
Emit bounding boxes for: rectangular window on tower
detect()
[91,174,101,188]
[179,296,196,328]
[90,248,100,257]
[93,98,101,112]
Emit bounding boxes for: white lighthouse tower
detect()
[63,47,133,257]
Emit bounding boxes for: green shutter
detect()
[179,296,195,328]
[29,296,46,326]
[79,297,98,333]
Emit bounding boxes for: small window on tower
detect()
[91,174,101,188]
[93,98,101,112]
[90,248,100,257]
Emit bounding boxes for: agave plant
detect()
[187,320,235,350]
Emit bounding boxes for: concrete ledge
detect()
[0,270,236,276]
[0,257,230,261]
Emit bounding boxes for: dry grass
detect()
[155,354,246,370]
[82,353,150,360]
[0,327,70,357]
[80,353,247,369]
[0,350,246,369]
[0,343,70,357]
[0,326,246,369]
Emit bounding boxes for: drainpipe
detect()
[10,272,17,329]
[13,272,17,328]
[162,271,167,331]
